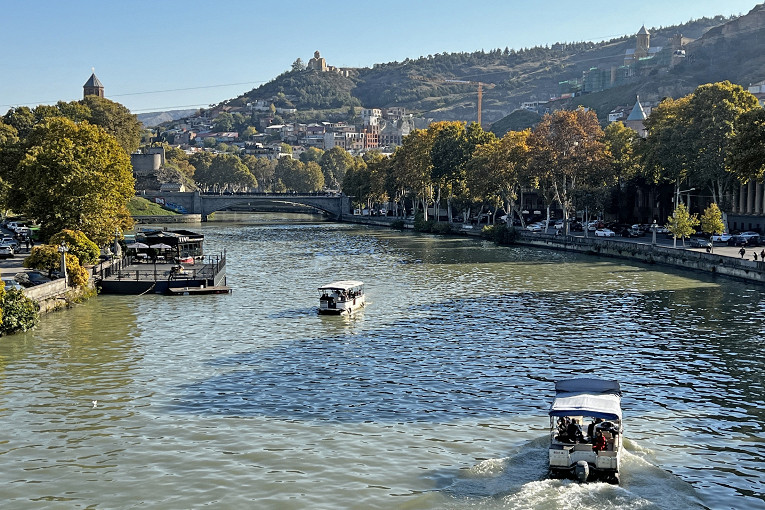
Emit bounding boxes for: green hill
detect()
[202,8,760,129]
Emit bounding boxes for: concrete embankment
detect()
[514,232,765,284]
[341,215,765,285]
[133,214,202,224]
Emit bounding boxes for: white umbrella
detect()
[127,242,149,250]
[150,243,172,249]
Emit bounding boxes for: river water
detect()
[1,214,763,509]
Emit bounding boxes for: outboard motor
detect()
[574,460,589,482]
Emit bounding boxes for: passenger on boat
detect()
[566,420,585,443]
[588,418,603,440]
[592,430,608,452]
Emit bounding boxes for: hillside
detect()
[148,6,765,133]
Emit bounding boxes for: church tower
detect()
[83,71,104,98]
[635,25,650,59]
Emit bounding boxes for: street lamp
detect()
[58,242,68,285]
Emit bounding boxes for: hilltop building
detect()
[306,50,353,77]
[623,96,648,137]
[624,26,663,66]
[83,72,104,98]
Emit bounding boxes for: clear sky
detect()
[0,0,759,114]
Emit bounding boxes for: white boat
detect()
[318,280,365,315]
[548,378,623,483]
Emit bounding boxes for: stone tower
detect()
[83,71,104,98]
[635,25,650,60]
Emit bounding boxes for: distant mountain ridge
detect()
[137,109,199,128]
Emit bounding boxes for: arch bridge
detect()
[139,191,351,221]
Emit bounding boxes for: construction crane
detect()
[444,80,485,126]
[411,76,494,126]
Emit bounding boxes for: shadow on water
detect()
[429,437,706,510]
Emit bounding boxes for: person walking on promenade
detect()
[755,253,759,261]
[740,247,746,258]
[760,249,764,260]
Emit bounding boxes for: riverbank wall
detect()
[133,214,202,224]
[340,215,765,285]
[22,279,94,314]
[513,232,765,284]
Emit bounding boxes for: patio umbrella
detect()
[149,243,172,249]
[127,242,149,249]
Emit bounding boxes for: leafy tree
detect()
[640,96,692,187]
[527,108,611,231]
[49,229,100,265]
[465,130,530,225]
[299,147,324,164]
[24,245,89,287]
[280,143,293,155]
[700,203,725,253]
[213,112,235,132]
[291,58,306,72]
[665,203,699,247]
[2,106,36,138]
[684,81,758,206]
[728,108,765,184]
[0,287,39,335]
[390,129,434,219]
[4,117,134,245]
[196,153,256,191]
[320,147,354,189]
[203,136,217,148]
[243,155,275,191]
[81,96,142,154]
[242,126,258,140]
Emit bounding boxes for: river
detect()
[1,213,763,509]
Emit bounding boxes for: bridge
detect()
[138,191,352,221]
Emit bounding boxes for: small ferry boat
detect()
[548,378,623,483]
[318,280,365,315]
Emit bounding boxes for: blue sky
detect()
[0,0,758,114]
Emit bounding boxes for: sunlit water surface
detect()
[1,214,763,509]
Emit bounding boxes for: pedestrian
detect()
[25,238,30,252]
[740,246,746,258]
[755,253,759,261]
[760,249,764,260]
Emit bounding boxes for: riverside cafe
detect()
[138,229,204,263]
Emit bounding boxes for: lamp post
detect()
[672,187,695,248]
[58,242,68,286]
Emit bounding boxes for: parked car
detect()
[621,227,642,238]
[0,245,13,258]
[1,237,18,249]
[727,235,748,246]
[1,277,23,291]
[594,228,616,237]
[738,231,761,246]
[711,233,732,242]
[689,237,712,248]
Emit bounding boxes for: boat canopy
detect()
[549,378,622,421]
[318,280,364,291]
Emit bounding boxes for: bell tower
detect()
[83,69,104,98]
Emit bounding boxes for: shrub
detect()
[391,219,405,230]
[23,245,90,287]
[49,229,100,265]
[431,222,453,234]
[0,288,40,335]
[483,224,520,245]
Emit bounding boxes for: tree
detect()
[391,129,434,219]
[0,287,39,335]
[4,117,134,245]
[684,81,758,207]
[243,155,275,191]
[2,106,36,138]
[665,203,699,247]
[196,153,256,191]
[49,229,100,265]
[24,245,89,287]
[527,108,612,233]
[80,96,142,154]
[275,158,324,192]
[291,58,306,72]
[213,112,235,132]
[299,147,324,164]
[320,147,354,189]
[700,203,725,253]
[242,126,258,140]
[728,108,765,184]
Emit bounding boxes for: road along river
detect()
[1,213,763,509]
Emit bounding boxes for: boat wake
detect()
[436,437,705,510]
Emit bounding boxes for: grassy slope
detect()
[128,197,178,216]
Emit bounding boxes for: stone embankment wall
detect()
[22,279,71,314]
[340,216,765,285]
[515,232,765,284]
[133,214,202,224]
